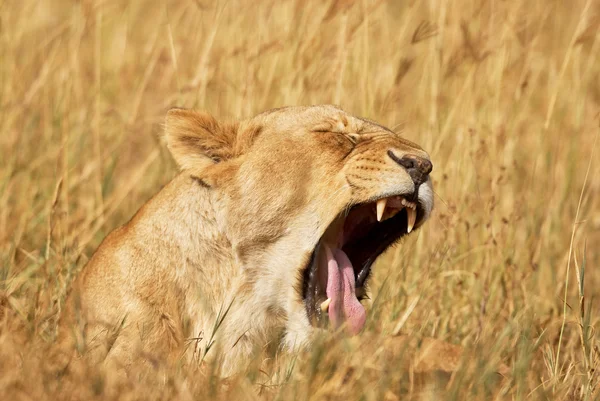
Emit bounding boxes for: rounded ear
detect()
[164,108,238,171]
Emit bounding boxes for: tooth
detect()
[407,207,417,233]
[320,298,332,312]
[376,198,387,222]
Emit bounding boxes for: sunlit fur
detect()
[58,105,433,377]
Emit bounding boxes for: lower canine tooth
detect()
[407,207,417,233]
[320,298,332,312]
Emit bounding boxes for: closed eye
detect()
[312,129,358,150]
[345,133,359,145]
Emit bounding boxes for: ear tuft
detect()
[164,108,238,170]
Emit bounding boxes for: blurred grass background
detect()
[1,0,599,399]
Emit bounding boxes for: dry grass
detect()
[1,0,600,399]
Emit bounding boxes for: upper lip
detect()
[302,192,426,328]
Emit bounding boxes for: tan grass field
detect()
[1,0,600,399]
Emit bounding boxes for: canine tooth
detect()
[407,207,417,233]
[320,298,332,312]
[376,198,387,222]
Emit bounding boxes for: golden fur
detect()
[59,105,442,377]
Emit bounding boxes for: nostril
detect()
[387,151,433,184]
[388,151,433,174]
[396,156,416,170]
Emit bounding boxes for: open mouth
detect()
[301,194,426,334]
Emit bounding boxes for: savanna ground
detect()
[1,0,600,399]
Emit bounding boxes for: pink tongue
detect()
[324,246,366,335]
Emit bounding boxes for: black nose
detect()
[387,150,433,186]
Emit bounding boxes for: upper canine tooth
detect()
[407,207,417,233]
[376,198,387,222]
[320,298,332,312]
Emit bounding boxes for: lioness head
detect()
[165,105,433,341]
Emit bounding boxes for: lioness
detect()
[61,105,436,377]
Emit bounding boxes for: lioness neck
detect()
[132,173,239,303]
[133,173,283,372]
